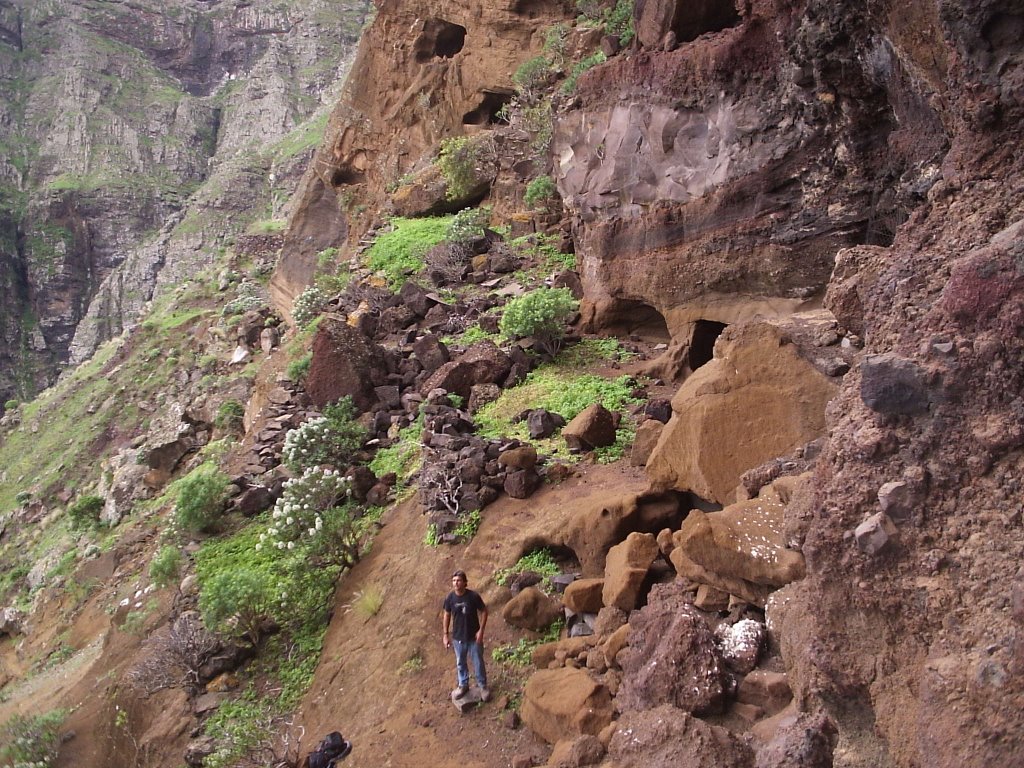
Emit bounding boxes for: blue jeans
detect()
[452,639,487,689]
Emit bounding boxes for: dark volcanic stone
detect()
[860,353,930,415]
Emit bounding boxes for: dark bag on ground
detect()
[304,731,352,768]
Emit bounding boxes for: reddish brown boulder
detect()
[647,322,836,505]
[562,403,617,451]
[617,582,727,715]
[563,578,605,614]
[608,704,755,768]
[306,316,387,411]
[502,586,563,632]
[420,341,512,401]
[602,532,659,612]
[560,491,681,576]
[521,668,614,745]
[629,418,663,467]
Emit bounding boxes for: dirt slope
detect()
[295,460,649,768]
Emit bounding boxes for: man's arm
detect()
[475,604,488,644]
[442,608,452,648]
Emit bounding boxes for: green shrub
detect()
[286,353,311,382]
[174,464,231,533]
[491,620,563,667]
[0,709,67,768]
[366,216,453,288]
[281,397,366,472]
[561,51,607,94]
[576,0,635,45]
[15,490,31,506]
[494,548,561,588]
[67,494,105,529]
[4,398,18,411]
[543,23,570,65]
[199,568,276,643]
[292,286,328,327]
[524,175,558,209]
[437,136,493,201]
[499,287,578,356]
[513,55,553,95]
[452,509,482,541]
[150,546,183,589]
[215,400,245,433]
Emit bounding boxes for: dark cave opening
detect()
[414,19,467,63]
[671,0,741,44]
[689,320,727,370]
[462,90,513,126]
[601,299,671,342]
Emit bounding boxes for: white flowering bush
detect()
[261,467,351,551]
[222,280,266,316]
[0,709,66,768]
[292,285,328,327]
[281,398,366,472]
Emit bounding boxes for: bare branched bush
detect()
[419,455,464,514]
[339,280,391,315]
[237,719,305,768]
[424,242,471,285]
[126,611,220,696]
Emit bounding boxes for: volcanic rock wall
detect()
[272,0,576,311]
[286,0,1024,764]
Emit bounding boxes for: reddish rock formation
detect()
[646,320,838,505]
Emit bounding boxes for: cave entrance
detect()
[463,90,513,126]
[414,19,467,63]
[688,320,727,369]
[602,299,671,343]
[671,0,741,43]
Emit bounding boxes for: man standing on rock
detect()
[442,569,490,701]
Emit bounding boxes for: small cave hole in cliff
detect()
[689,320,727,370]
[511,0,554,18]
[414,19,467,63]
[330,166,365,187]
[602,300,671,343]
[671,0,741,43]
[463,90,513,126]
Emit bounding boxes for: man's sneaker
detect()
[478,686,491,702]
[452,685,469,699]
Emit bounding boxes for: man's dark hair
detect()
[452,570,467,580]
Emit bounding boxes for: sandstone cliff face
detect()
[555,0,949,375]
[0,0,370,408]
[271,0,575,311]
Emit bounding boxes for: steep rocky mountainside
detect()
[0,0,371,409]
[0,1,1022,768]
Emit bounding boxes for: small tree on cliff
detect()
[499,287,578,357]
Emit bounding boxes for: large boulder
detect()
[562,403,617,451]
[671,480,805,588]
[560,491,682,576]
[502,586,563,631]
[306,316,387,411]
[617,582,728,715]
[420,341,512,401]
[609,704,755,768]
[602,532,659,612]
[521,667,614,745]
[563,578,605,614]
[646,321,837,505]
